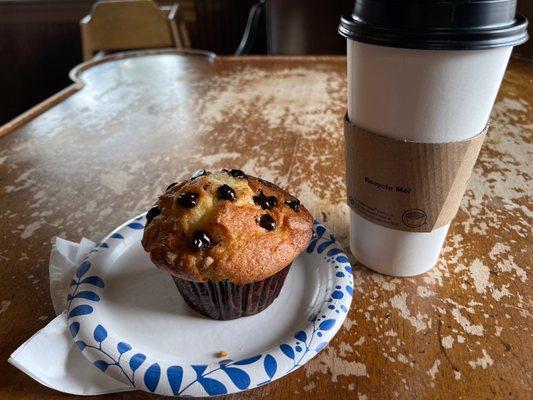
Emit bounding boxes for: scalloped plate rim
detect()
[67,213,354,397]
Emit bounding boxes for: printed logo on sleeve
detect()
[402,209,427,228]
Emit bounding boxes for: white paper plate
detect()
[67,214,353,397]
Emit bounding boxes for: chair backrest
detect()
[80,0,178,60]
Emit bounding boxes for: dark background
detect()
[0,0,531,125]
[0,0,256,124]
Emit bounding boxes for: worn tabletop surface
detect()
[0,52,531,399]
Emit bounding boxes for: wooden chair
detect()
[80,0,190,60]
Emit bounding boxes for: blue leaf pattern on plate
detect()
[317,236,335,254]
[75,340,86,351]
[231,355,261,366]
[130,353,147,372]
[318,319,336,331]
[192,365,208,378]
[280,344,295,360]
[198,376,227,396]
[94,360,108,372]
[167,365,183,395]
[346,285,354,296]
[117,342,132,354]
[127,222,144,230]
[221,366,250,390]
[315,342,328,352]
[75,261,91,278]
[73,291,100,302]
[68,305,93,319]
[80,276,105,288]
[326,248,344,257]
[67,215,353,397]
[315,225,326,237]
[306,239,318,253]
[93,325,108,342]
[264,354,277,379]
[295,331,307,342]
[69,322,80,338]
[144,363,161,392]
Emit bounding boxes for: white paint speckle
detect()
[469,259,491,294]
[352,363,367,377]
[492,284,511,301]
[370,273,397,291]
[338,342,354,357]
[469,349,494,369]
[397,354,409,364]
[100,170,135,195]
[390,292,429,332]
[427,359,441,379]
[495,254,527,283]
[354,336,365,346]
[304,347,368,382]
[441,335,454,349]
[20,221,44,239]
[452,307,484,336]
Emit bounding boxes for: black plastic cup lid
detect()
[339,0,529,50]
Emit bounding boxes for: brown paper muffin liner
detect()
[172,265,291,320]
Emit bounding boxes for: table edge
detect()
[0,48,216,138]
[0,49,348,139]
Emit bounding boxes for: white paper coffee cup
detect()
[347,42,513,141]
[339,1,528,276]
[347,41,512,276]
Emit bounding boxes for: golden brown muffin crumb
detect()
[141,170,313,284]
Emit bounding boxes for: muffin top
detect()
[141,169,313,284]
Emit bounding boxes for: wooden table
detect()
[0,51,531,399]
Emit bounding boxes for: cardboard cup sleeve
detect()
[344,114,487,233]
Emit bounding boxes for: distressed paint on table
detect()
[0,52,531,400]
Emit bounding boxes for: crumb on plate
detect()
[216,350,228,358]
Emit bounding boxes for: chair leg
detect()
[170,20,184,49]
[179,22,191,49]
[168,4,184,49]
[80,24,93,61]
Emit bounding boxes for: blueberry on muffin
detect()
[141,169,313,320]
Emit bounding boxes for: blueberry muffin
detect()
[141,169,313,320]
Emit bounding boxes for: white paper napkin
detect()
[8,237,135,395]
